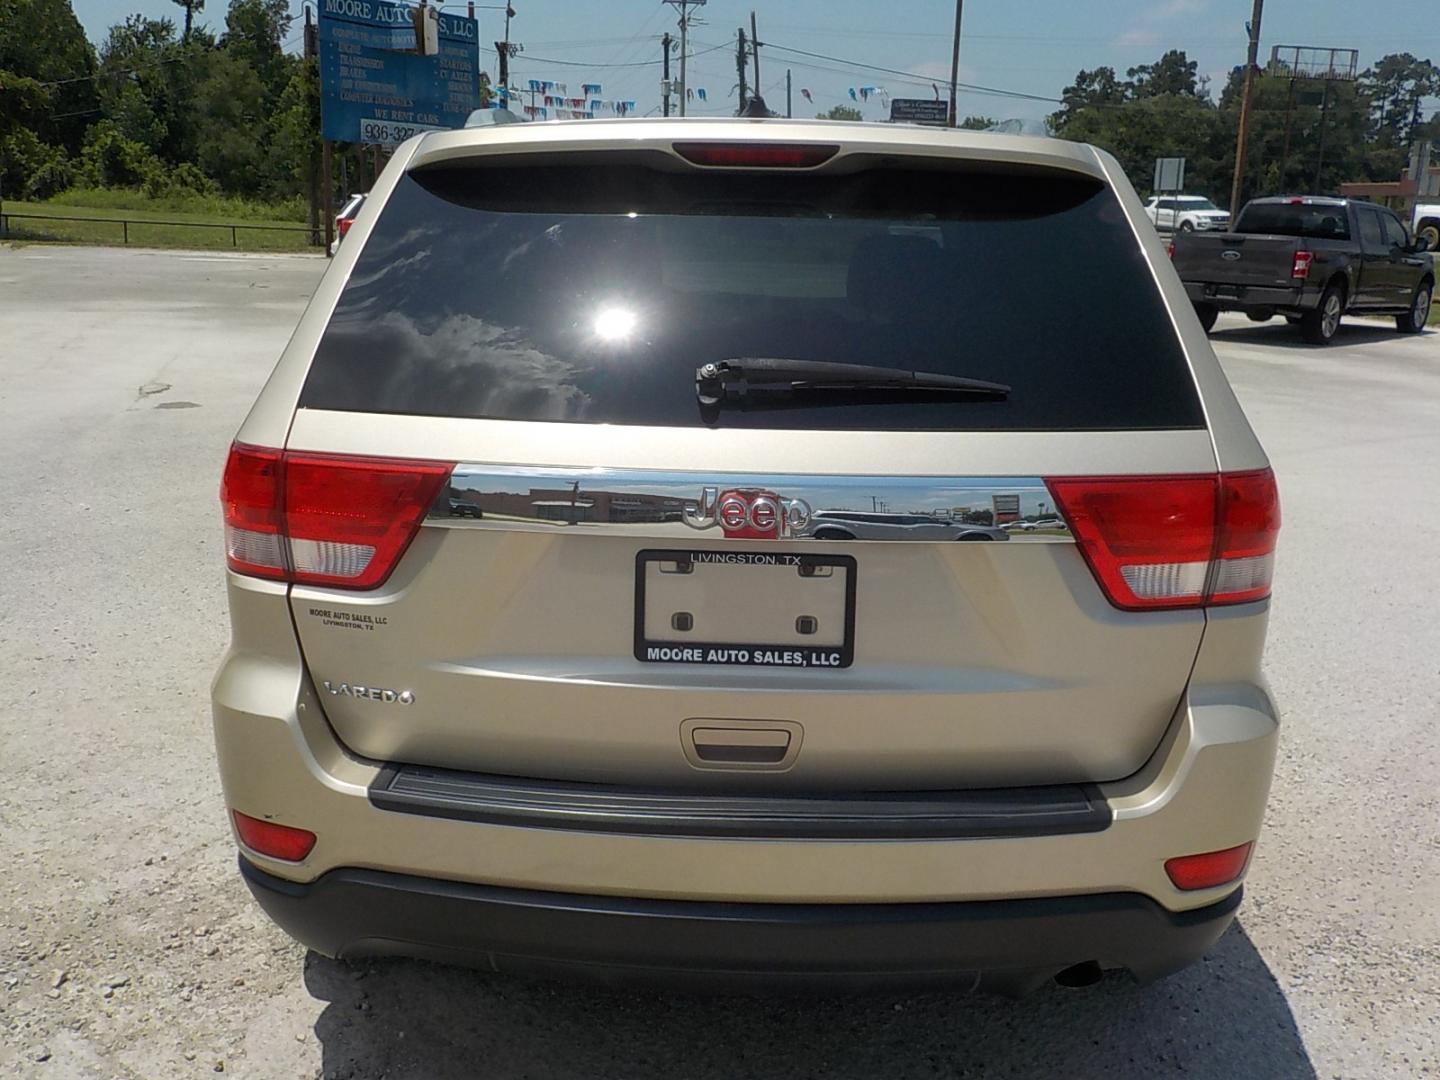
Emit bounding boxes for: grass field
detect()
[0,200,322,253]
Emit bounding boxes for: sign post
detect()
[1153,156,1186,194]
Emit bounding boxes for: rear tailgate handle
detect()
[681,719,803,771]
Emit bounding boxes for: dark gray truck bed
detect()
[1172,196,1434,344]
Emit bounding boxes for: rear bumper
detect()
[214,576,1278,975]
[1183,281,1313,311]
[239,856,1241,989]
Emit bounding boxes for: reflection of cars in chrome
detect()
[805,511,1009,541]
[447,499,483,519]
[216,117,1281,995]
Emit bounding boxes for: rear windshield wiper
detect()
[696,358,1010,407]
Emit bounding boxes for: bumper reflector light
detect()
[1165,842,1253,891]
[232,810,317,862]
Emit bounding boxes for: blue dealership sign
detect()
[318,0,479,145]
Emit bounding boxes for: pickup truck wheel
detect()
[1300,284,1344,345]
[1193,303,1219,333]
[1417,222,1440,252]
[1396,280,1433,334]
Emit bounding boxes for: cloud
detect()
[1156,0,1208,16]
[1114,29,1162,48]
[1113,0,1207,49]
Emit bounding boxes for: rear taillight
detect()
[220,444,285,580]
[232,810,316,862]
[1292,251,1314,279]
[1045,469,1279,611]
[1167,240,1176,260]
[672,142,839,168]
[221,443,452,590]
[337,216,354,238]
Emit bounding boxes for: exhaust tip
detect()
[1053,961,1104,989]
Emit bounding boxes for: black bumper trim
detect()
[367,763,1111,840]
[240,858,1240,988]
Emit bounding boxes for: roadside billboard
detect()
[318,0,479,145]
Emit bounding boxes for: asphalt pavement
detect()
[1,247,1437,1079]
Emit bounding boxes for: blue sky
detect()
[72,0,1440,125]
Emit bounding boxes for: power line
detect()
[517,41,726,69]
[760,40,1063,103]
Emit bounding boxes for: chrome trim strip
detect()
[426,466,1072,543]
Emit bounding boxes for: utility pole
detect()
[947,0,964,127]
[786,68,792,118]
[736,27,749,113]
[1314,76,1332,194]
[665,0,705,117]
[1278,73,1297,188]
[304,5,320,248]
[750,10,761,96]
[1229,0,1265,217]
[495,3,517,100]
[662,32,672,116]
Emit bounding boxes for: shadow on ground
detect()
[1210,317,1430,350]
[303,921,1315,1080]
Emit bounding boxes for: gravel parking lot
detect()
[2,246,1438,1080]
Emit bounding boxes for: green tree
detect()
[75,118,165,188]
[0,0,99,153]
[171,0,205,42]
[817,104,863,121]
[192,47,267,194]
[1060,92,1226,199]
[1217,66,1376,200]
[1360,53,1440,149]
[1050,66,1128,133]
[97,16,178,154]
[959,115,996,130]
[266,55,318,195]
[222,0,293,100]
[1127,50,1203,99]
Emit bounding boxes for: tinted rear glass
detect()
[1236,202,1350,240]
[301,159,1202,431]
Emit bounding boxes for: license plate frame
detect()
[634,549,857,669]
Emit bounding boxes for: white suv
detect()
[1145,194,1231,234]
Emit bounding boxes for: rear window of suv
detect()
[300,156,1203,431]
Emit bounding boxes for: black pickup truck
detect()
[1172,196,1434,344]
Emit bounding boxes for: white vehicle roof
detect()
[403,117,1107,180]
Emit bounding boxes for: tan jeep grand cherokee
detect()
[213,118,1280,993]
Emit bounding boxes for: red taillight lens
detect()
[221,444,452,590]
[221,444,286,580]
[672,141,839,168]
[1167,240,1176,260]
[232,810,316,862]
[1292,251,1314,279]
[1165,842,1253,890]
[1045,469,1278,611]
[337,216,354,238]
[1211,469,1281,605]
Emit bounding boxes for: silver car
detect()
[214,118,1280,993]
